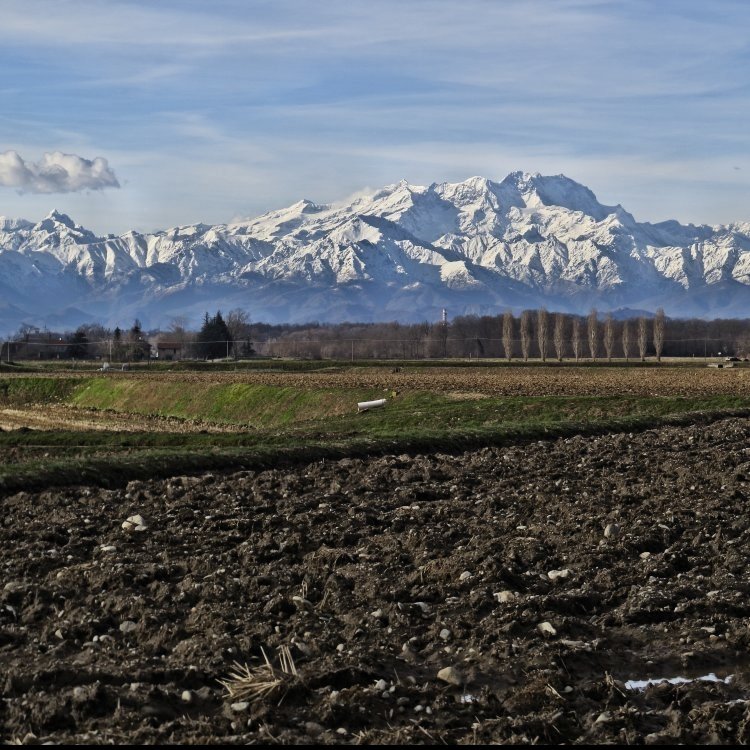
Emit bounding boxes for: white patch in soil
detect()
[625,673,733,690]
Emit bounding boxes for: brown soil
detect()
[5,364,750,397]
[3,417,750,744]
[0,406,243,434]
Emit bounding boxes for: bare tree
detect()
[553,313,565,361]
[520,310,532,362]
[226,308,254,358]
[587,308,598,360]
[502,310,514,361]
[653,307,666,362]
[638,316,648,361]
[537,307,549,362]
[603,313,615,362]
[622,320,631,361]
[571,317,582,362]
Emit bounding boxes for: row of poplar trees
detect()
[501,308,667,362]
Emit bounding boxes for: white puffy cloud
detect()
[0,150,120,193]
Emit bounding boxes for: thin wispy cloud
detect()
[1,0,750,233]
[0,0,338,48]
[0,151,120,193]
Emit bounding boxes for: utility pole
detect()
[441,308,448,358]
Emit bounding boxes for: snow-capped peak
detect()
[1,171,750,329]
[0,216,32,231]
[42,209,77,229]
[290,198,325,214]
[434,176,495,203]
[496,172,616,220]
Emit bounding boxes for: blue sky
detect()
[2,0,750,234]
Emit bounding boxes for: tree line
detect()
[502,308,667,362]
[4,307,750,362]
[255,309,748,361]
[3,310,255,362]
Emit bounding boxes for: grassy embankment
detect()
[1,373,750,493]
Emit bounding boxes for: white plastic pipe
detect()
[357,398,387,412]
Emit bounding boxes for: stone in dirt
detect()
[437,666,464,686]
[538,621,557,637]
[122,514,148,532]
[604,523,621,538]
[547,568,571,582]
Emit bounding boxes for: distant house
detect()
[156,341,183,361]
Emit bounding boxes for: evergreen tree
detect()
[127,319,150,361]
[112,327,124,361]
[196,310,233,359]
[66,327,89,359]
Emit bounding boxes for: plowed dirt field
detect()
[3,417,750,743]
[5,364,750,397]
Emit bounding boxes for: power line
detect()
[2,335,746,348]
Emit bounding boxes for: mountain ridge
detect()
[1,172,750,331]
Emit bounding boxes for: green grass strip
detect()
[2,406,750,496]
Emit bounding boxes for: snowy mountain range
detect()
[2,171,750,331]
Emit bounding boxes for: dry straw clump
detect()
[219,646,298,703]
